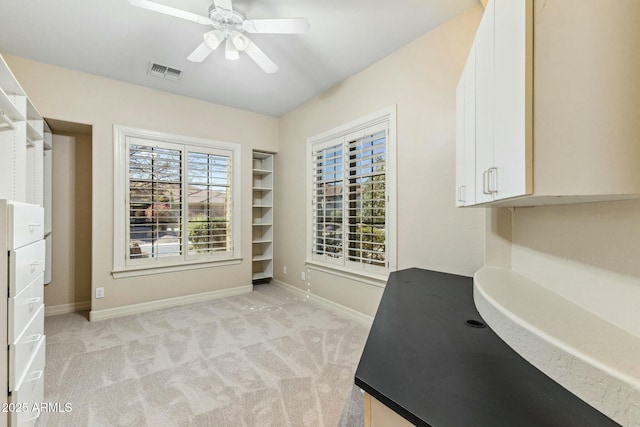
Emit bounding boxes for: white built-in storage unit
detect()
[456,0,640,207]
[252,151,274,282]
[0,54,48,427]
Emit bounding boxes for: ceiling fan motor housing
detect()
[209,4,245,30]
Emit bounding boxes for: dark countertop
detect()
[355,268,620,427]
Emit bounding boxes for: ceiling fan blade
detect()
[213,0,234,13]
[187,42,214,62]
[242,18,310,34]
[243,40,279,74]
[128,0,211,25]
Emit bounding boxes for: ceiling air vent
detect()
[148,62,182,81]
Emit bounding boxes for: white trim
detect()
[305,261,387,288]
[45,301,91,317]
[272,279,374,327]
[89,284,252,321]
[112,257,242,279]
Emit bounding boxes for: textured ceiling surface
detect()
[0,0,478,116]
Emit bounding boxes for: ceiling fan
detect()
[129,0,310,74]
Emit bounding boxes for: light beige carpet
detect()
[38,284,369,427]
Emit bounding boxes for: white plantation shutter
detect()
[128,139,183,260]
[311,139,344,263]
[309,118,391,275]
[186,150,233,257]
[345,124,387,270]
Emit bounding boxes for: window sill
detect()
[305,260,389,288]
[112,257,242,279]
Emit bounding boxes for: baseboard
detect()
[89,285,253,321]
[45,301,91,317]
[272,279,374,327]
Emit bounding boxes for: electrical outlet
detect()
[283,266,287,274]
[301,271,306,281]
[95,287,104,299]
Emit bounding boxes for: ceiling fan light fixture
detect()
[225,38,240,60]
[230,31,249,51]
[203,30,225,50]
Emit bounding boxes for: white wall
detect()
[275,6,486,316]
[5,55,279,315]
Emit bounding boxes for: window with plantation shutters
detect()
[307,107,396,279]
[114,126,241,276]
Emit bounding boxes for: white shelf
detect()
[0,87,25,122]
[252,168,272,176]
[474,266,640,418]
[252,151,274,282]
[26,121,43,141]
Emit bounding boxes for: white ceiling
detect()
[0,0,478,117]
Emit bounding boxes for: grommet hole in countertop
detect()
[465,319,486,328]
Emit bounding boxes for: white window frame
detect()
[306,106,397,285]
[113,125,241,278]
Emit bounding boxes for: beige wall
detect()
[508,201,640,338]
[5,55,279,314]
[45,132,92,309]
[274,7,486,316]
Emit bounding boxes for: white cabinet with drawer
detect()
[8,274,43,343]
[10,337,45,427]
[6,203,44,251]
[1,54,48,427]
[1,199,46,427]
[9,240,45,297]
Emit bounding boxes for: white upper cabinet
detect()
[456,0,640,207]
[492,0,532,201]
[456,44,476,207]
[474,0,497,204]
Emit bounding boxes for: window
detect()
[113,126,240,276]
[307,106,396,280]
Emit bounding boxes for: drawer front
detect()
[10,336,46,427]
[9,273,44,343]
[9,305,45,391]
[7,203,45,250]
[9,240,46,297]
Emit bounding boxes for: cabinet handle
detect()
[28,223,42,232]
[482,170,491,195]
[457,185,466,202]
[26,370,43,382]
[30,260,42,271]
[488,167,498,194]
[27,297,42,305]
[25,334,42,344]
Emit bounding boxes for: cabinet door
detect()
[455,63,467,206]
[474,0,495,204]
[493,0,533,200]
[456,45,477,207]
